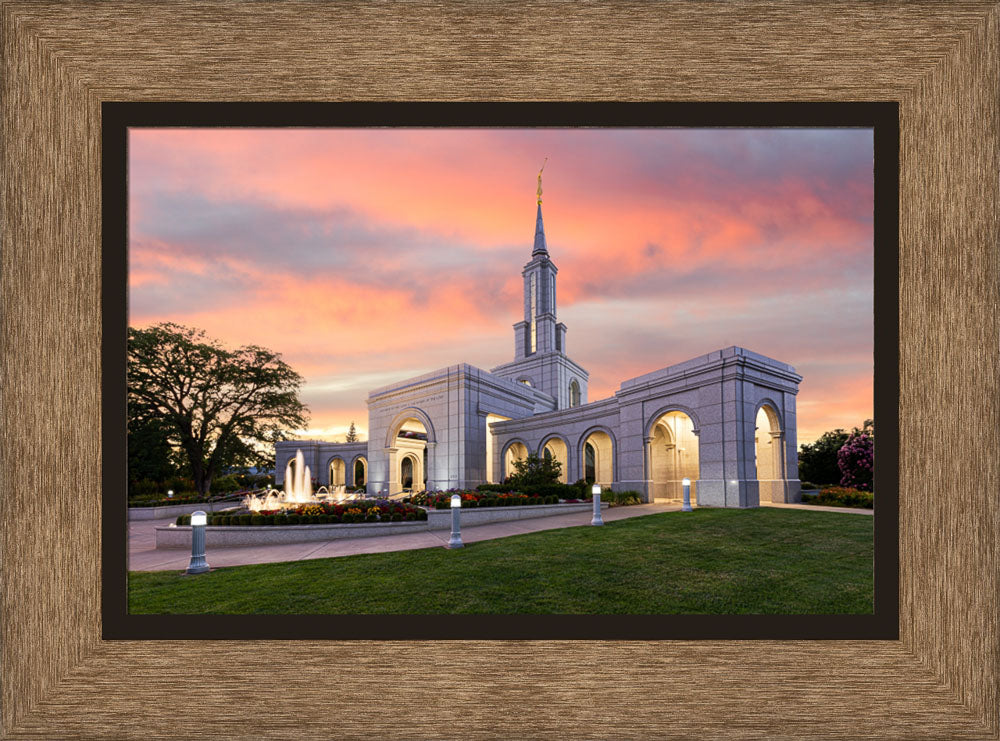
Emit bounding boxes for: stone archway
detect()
[755,403,784,503]
[502,440,529,482]
[539,435,569,484]
[580,428,614,486]
[352,456,367,488]
[648,410,700,503]
[328,457,346,487]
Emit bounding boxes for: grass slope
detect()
[129,508,873,615]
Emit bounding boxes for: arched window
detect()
[585,442,596,483]
[569,380,581,407]
[354,458,366,487]
[519,378,533,387]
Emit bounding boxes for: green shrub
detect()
[286,515,301,525]
[417,509,428,521]
[211,474,242,492]
[250,515,265,526]
[476,483,512,493]
[208,515,221,526]
[611,490,642,506]
[264,515,276,525]
[390,513,403,522]
[404,512,416,521]
[802,487,873,509]
[176,514,189,526]
[799,481,820,490]
[365,515,377,523]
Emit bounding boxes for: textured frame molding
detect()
[2,2,997,738]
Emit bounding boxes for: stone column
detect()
[424,441,437,491]
[642,435,653,503]
[386,447,399,496]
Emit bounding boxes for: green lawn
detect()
[128,508,873,614]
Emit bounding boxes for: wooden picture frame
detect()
[2,3,996,738]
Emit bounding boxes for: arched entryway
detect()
[400,454,420,490]
[648,410,700,502]
[580,429,614,486]
[755,403,784,503]
[385,410,433,495]
[540,435,569,484]
[502,440,529,482]
[328,457,346,487]
[352,456,367,488]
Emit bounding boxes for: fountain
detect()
[244,449,356,512]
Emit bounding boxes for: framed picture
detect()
[3,4,996,739]
[104,101,896,643]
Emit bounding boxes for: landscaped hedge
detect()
[801,486,873,509]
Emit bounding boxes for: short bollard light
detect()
[447,493,464,549]
[682,477,693,512]
[186,510,211,575]
[167,489,174,499]
[591,483,604,526]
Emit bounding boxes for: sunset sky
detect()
[128,127,874,446]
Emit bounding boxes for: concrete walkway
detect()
[128,501,873,572]
[129,504,679,572]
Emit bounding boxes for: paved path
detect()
[128,501,872,572]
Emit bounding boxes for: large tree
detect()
[127,323,308,495]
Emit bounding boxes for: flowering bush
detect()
[837,431,874,491]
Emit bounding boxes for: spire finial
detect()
[536,158,547,205]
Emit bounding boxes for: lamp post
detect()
[186,510,210,574]
[167,489,174,499]
[682,477,693,512]
[591,483,604,526]
[447,493,464,549]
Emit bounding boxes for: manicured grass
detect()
[128,508,873,614]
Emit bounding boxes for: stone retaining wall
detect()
[129,500,242,521]
[154,501,602,549]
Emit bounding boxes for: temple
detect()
[276,173,802,507]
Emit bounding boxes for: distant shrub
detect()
[250,515,264,526]
[264,515,276,526]
[210,474,242,492]
[476,483,510,493]
[391,513,403,522]
[404,512,416,521]
[802,486,873,509]
[799,481,820,491]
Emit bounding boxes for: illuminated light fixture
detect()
[447,494,464,549]
[167,489,174,498]
[681,477,693,512]
[186,510,210,574]
[591,483,604,526]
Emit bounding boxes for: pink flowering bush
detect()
[837,431,874,491]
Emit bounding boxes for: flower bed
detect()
[800,486,873,509]
[175,498,427,526]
